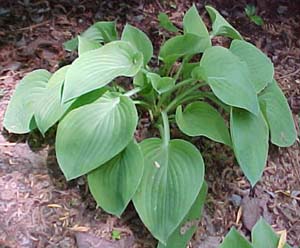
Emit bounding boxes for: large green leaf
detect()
[133,138,205,244]
[63,21,117,52]
[205,6,243,40]
[56,92,138,180]
[34,83,65,134]
[230,108,269,186]
[147,72,175,94]
[4,66,73,135]
[200,46,259,115]
[219,228,253,248]
[157,181,208,248]
[133,72,153,96]
[34,66,72,134]
[88,141,144,217]
[133,71,148,88]
[259,80,296,147]
[158,13,179,33]
[182,62,199,79]
[183,4,211,49]
[176,102,231,146]
[63,41,143,102]
[68,87,108,111]
[230,40,274,93]
[78,36,101,56]
[159,34,207,65]
[252,218,291,248]
[87,21,118,43]
[121,24,153,65]
[48,65,69,87]
[3,69,51,134]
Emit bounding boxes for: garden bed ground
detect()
[0,1,299,247]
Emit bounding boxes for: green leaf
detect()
[176,102,231,146]
[68,87,108,111]
[251,15,264,26]
[205,6,243,40]
[200,46,259,115]
[78,36,101,55]
[157,181,208,248]
[34,66,73,134]
[4,66,73,135]
[63,41,143,102]
[121,24,153,65]
[34,83,66,134]
[63,37,78,52]
[88,141,144,217]
[230,40,274,93]
[147,72,175,94]
[4,69,51,134]
[133,71,148,88]
[87,21,118,43]
[133,138,205,244]
[220,228,253,248]
[230,108,269,186]
[159,34,207,65]
[56,92,138,180]
[245,4,256,17]
[183,4,211,49]
[202,93,231,113]
[48,65,69,87]
[133,71,153,94]
[63,21,117,52]
[191,66,206,81]
[252,218,291,248]
[158,13,179,32]
[111,230,121,240]
[182,62,199,79]
[259,80,296,147]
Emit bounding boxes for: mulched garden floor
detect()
[0,1,299,247]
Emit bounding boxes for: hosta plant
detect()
[220,218,291,248]
[3,5,296,247]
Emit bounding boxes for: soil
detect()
[0,1,299,248]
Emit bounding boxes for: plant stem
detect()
[133,100,152,109]
[172,78,195,92]
[140,68,149,74]
[174,62,184,81]
[173,55,192,81]
[124,87,142,97]
[176,93,205,106]
[156,78,195,110]
[165,82,206,113]
[161,111,170,146]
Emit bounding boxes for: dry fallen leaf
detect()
[69,224,90,232]
[236,206,243,225]
[277,229,287,248]
[47,203,62,208]
[241,196,262,231]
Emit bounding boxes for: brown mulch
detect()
[0,0,299,247]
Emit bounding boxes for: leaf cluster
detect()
[244,4,264,26]
[3,5,296,247]
[220,218,291,248]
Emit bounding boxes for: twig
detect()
[155,0,164,11]
[18,20,51,31]
[277,68,300,79]
[0,143,17,146]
